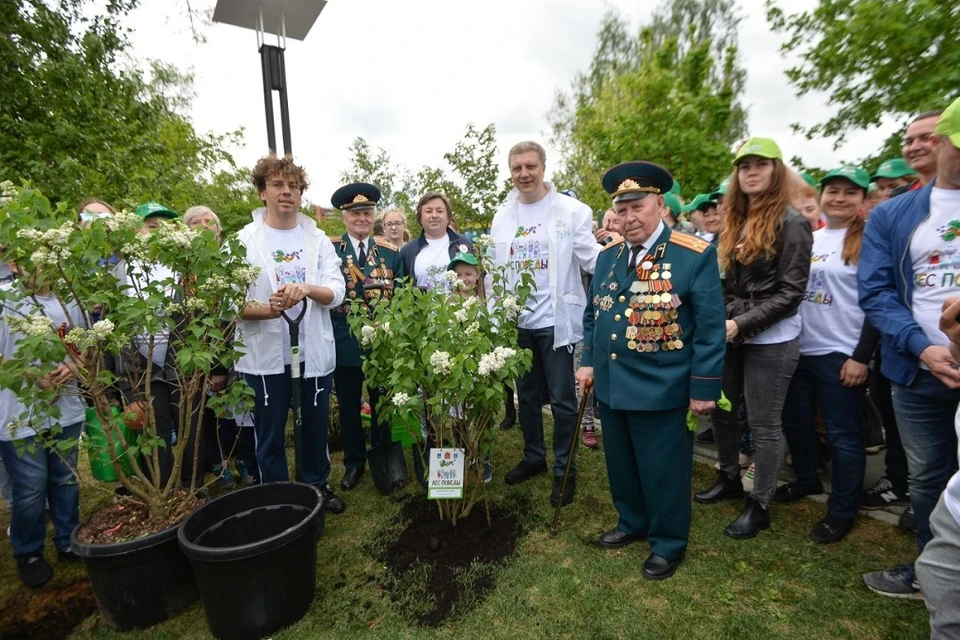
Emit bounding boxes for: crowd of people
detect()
[2,92,960,635]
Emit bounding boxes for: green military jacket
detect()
[581,225,726,411]
[331,234,405,368]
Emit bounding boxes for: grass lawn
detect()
[0,418,930,639]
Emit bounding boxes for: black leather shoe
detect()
[724,496,770,539]
[320,486,346,514]
[340,467,364,490]
[598,527,646,549]
[504,460,548,486]
[694,470,744,504]
[550,475,576,507]
[642,553,682,580]
[773,480,823,503]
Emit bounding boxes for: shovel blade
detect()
[368,440,408,495]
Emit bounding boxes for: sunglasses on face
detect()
[80,211,111,223]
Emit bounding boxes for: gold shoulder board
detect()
[669,232,708,254]
[374,237,398,251]
[601,238,624,253]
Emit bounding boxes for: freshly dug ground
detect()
[0,579,95,640]
[379,497,520,627]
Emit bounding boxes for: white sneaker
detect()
[742,462,756,492]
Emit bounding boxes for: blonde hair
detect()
[508,141,546,166]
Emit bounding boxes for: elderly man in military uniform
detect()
[576,162,726,580]
[330,182,405,491]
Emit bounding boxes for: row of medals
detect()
[595,257,684,353]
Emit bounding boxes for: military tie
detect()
[628,245,642,271]
[357,239,367,266]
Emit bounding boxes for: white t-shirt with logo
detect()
[910,187,960,364]
[414,235,452,291]
[512,198,553,330]
[264,225,306,365]
[799,227,865,357]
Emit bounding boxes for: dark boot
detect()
[724,495,770,539]
[500,388,516,430]
[694,470,744,504]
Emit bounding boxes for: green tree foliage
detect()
[339,124,510,232]
[1,0,250,220]
[549,3,747,213]
[766,0,960,146]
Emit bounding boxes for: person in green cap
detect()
[777,165,879,544]
[859,98,960,599]
[695,136,813,540]
[661,192,695,234]
[871,158,919,200]
[449,250,484,301]
[134,201,178,234]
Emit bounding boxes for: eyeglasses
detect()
[902,132,934,148]
[80,211,111,223]
[383,221,406,228]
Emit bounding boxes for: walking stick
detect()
[551,378,593,535]
[282,300,308,482]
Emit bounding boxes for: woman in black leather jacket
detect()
[693,138,814,539]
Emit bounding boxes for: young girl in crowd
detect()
[0,265,84,588]
[695,137,814,539]
[448,251,492,483]
[777,166,879,544]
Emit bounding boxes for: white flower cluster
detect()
[381,322,391,333]
[6,313,53,338]
[392,391,412,407]
[0,180,18,205]
[464,296,479,310]
[63,319,116,349]
[453,309,468,323]
[156,223,198,251]
[474,234,495,250]
[19,223,75,266]
[120,235,150,261]
[105,211,142,232]
[30,247,59,267]
[429,350,453,375]
[465,321,480,336]
[501,295,520,314]
[232,265,260,286]
[478,346,517,377]
[185,297,208,312]
[443,270,459,285]
[361,325,377,346]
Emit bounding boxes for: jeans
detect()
[0,448,12,507]
[516,327,579,477]
[0,422,82,559]
[782,353,865,520]
[916,491,960,639]
[892,369,960,551]
[245,368,333,487]
[712,338,800,507]
[870,356,909,492]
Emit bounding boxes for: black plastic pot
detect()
[71,520,199,631]
[178,482,324,640]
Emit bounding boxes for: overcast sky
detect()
[124,0,902,207]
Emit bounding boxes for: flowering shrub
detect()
[0,184,256,524]
[348,235,533,525]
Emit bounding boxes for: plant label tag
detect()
[427,448,465,500]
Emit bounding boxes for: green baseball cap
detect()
[734,137,783,164]
[448,251,478,270]
[709,177,731,200]
[690,193,716,212]
[668,179,681,196]
[663,192,683,216]
[799,172,818,187]
[871,158,916,180]
[135,202,178,220]
[936,96,960,147]
[820,165,871,190]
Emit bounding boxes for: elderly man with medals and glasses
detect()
[575,162,726,580]
[330,183,406,492]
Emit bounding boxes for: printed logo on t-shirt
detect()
[915,220,960,289]
[509,237,548,272]
[515,224,540,238]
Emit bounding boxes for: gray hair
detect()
[183,205,222,230]
[508,141,546,166]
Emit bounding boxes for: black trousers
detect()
[334,366,386,471]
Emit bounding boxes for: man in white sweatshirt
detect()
[489,141,599,507]
[235,156,346,514]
